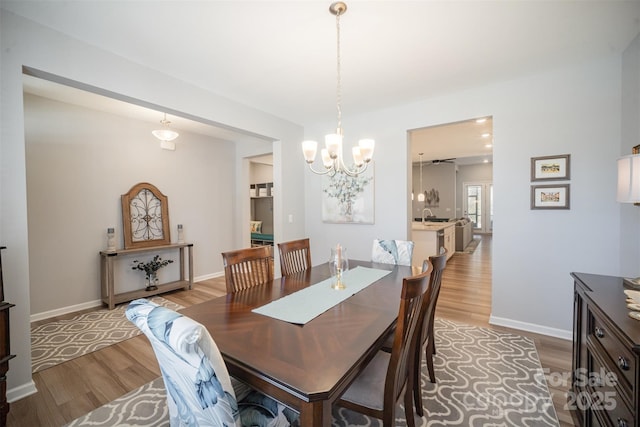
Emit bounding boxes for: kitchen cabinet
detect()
[412,222,455,266]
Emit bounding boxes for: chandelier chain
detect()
[335,9,342,132]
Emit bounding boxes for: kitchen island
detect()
[411,221,455,265]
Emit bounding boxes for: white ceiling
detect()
[7,0,640,162]
[410,117,494,165]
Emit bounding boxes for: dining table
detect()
[179,259,414,427]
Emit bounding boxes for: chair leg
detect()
[404,381,416,427]
[430,322,436,355]
[412,342,424,417]
[426,338,436,384]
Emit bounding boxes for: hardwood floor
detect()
[8,235,575,426]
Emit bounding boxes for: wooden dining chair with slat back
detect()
[221,246,274,293]
[379,251,447,417]
[411,250,447,416]
[335,263,432,427]
[277,238,311,276]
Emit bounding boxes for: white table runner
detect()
[252,266,392,325]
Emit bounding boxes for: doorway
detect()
[463,181,493,233]
[249,155,274,248]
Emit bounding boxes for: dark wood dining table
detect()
[179,259,413,427]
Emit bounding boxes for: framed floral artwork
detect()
[322,164,374,223]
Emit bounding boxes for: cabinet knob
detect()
[617,418,628,427]
[617,356,630,371]
[594,326,605,338]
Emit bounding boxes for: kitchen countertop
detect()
[411,221,455,231]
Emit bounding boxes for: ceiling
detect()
[7,1,640,162]
[410,117,493,166]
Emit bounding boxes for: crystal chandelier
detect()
[301,2,374,177]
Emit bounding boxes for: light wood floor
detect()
[8,235,575,426]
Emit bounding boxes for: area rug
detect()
[66,319,559,427]
[459,236,481,254]
[31,296,183,373]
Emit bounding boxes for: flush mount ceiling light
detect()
[152,112,179,151]
[301,2,374,177]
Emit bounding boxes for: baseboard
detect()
[30,272,226,322]
[489,315,572,341]
[195,271,224,281]
[7,380,37,403]
[30,299,103,322]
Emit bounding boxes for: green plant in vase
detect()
[132,255,174,291]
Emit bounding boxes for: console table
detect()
[100,243,193,310]
[571,272,640,427]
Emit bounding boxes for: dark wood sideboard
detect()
[0,247,15,427]
[571,272,640,427]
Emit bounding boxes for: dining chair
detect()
[125,298,298,427]
[380,258,430,350]
[334,263,433,427]
[371,239,414,267]
[277,238,311,276]
[411,250,447,416]
[379,251,447,416]
[221,245,273,293]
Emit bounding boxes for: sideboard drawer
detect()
[587,348,635,427]
[589,307,636,395]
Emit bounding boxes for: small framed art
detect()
[531,184,570,210]
[531,154,570,181]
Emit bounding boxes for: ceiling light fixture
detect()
[152,112,179,151]
[301,2,374,177]
[418,153,425,202]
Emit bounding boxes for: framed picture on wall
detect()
[322,164,374,224]
[531,184,570,210]
[531,154,571,181]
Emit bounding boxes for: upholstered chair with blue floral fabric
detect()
[126,299,299,427]
[371,239,414,267]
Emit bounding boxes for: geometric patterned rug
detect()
[66,318,559,426]
[31,296,183,373]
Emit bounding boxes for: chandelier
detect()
[301,2,374,177]
[152,112,179,150]
[418,153,425,202]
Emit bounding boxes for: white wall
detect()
[25,94,238,315]
[1,11,305,400]
[620,33,640,277]
[305,56,624,339]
